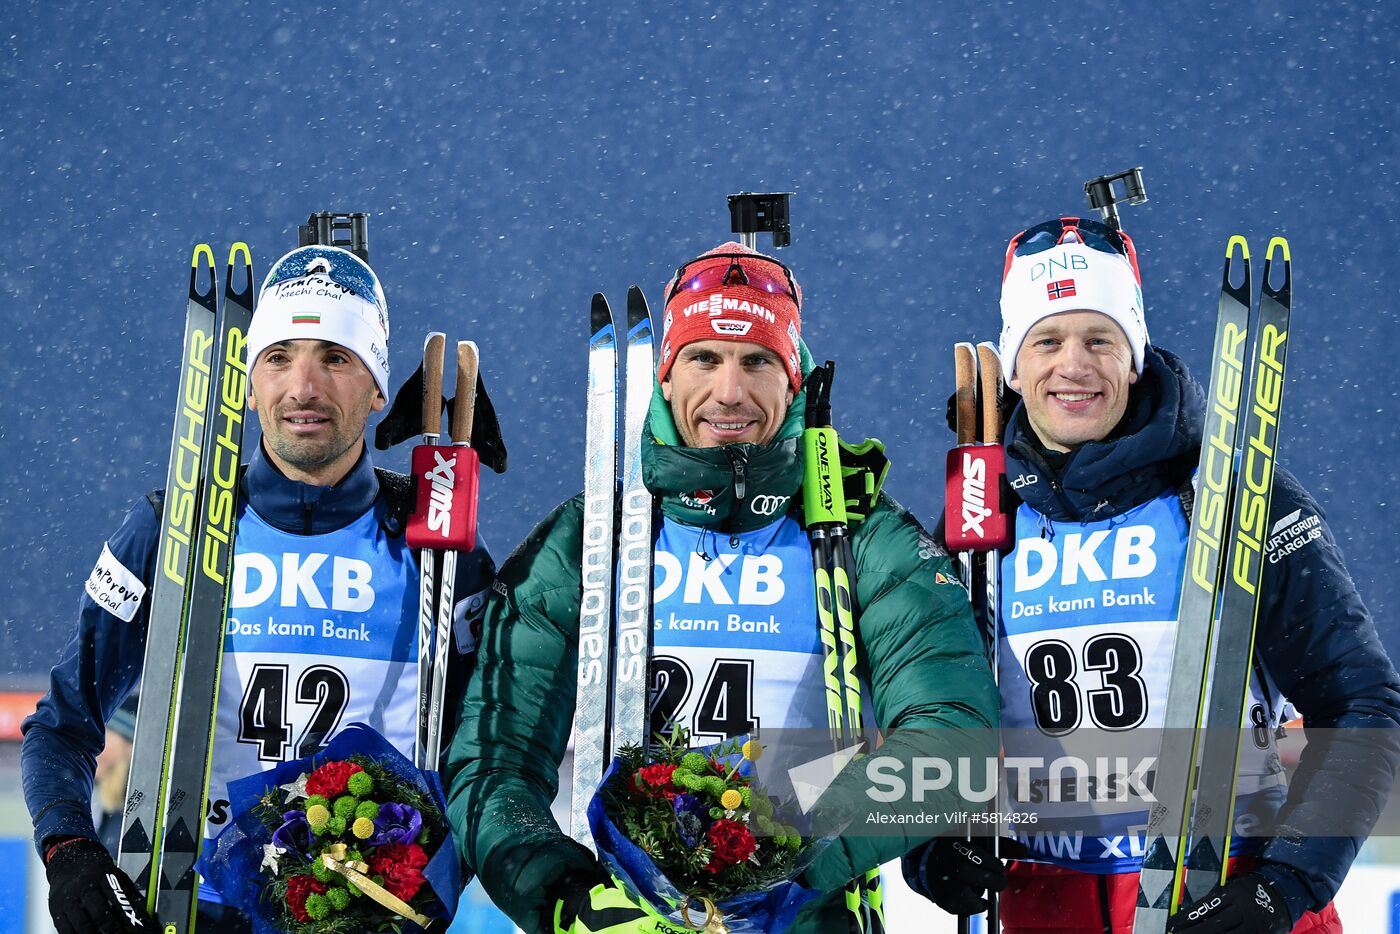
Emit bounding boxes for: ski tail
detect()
[154,243,254,933]
[611,287,656,755]
[570,294,619,848]
[1134,236,1255,931]
[1180,237,1292,904]
[119,244,220,907]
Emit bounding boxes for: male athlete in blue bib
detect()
[22,245,494,933]
[444,242,999,934]
[901,217,1400,934]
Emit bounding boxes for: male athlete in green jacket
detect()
[444,242,998,934]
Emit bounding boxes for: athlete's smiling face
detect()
[248,339,385,485]
[1011,311,1139,452]
[662,339,794,448]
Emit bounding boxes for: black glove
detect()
[1167,872,1293,934]
[901,835,1026,916]
[43,836,155,934]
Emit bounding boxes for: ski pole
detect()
[976,341,1005,934]
[412,334,446,769]
[946,342,1012,934]
[803,363,886,934]
[423,340,482,770]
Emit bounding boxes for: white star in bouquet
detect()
[260,843,287,876]
[279,771,310,803]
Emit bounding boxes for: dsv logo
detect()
[749,495,790,517]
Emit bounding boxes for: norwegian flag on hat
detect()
[1047,279,1077,300]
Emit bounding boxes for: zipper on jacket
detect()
[303,503,314,535]
[724,446,749,546]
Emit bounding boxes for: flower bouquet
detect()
[199,723,458,933]
[587,730,825,934]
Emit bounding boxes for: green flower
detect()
[306,794,330,812]
[738,787,752,807]
[327,816,347,837]
[354,801,381,820]
[311,857,336,883]
[681,752,708,772]
[332,796,359,820]
[304,893,330,920]
[327,887,350,910]
[346,771,374,797]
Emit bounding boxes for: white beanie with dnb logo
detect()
[247,245,391,399]
[998,227,1147,381]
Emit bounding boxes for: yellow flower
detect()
[306,804,331,834]
[742,740,763,762]
[720,789,743,810]
[352,816,376,840]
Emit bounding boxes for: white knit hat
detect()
[998,227,1147,381]
[248,245,391,398]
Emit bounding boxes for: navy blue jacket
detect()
[1003,346,1400,918]
[21,443,495,854]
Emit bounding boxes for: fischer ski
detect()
[119,244,220,909]
[1134,236,1293,931]
[152,243,255,933]
[1179,237,1292,905]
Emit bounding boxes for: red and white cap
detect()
[659,242,803,392]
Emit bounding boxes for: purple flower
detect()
[272,810,311,857]
[672,794,707,848]
[371,802,423,846]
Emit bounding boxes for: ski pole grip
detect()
[976,343,1003,443]
[452,341,479,444]
[421,332,446,439]
[954,343,976,445]
[945,445,1011,552]
[803,426,847,526]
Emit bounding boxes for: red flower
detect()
[370,842,430,872]
[306,760,364,798]
[285,874,328,922]
[379,862,427,902]
[635,764,680,798]
[368,842,431,902]
[704,819,756,873]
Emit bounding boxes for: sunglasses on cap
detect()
[1003,216,1142,286]
[262,245,387,316]
[667,252,801,310]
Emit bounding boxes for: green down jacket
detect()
[444,374,998,934]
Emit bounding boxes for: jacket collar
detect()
[242,442,380,534]
[1004,346,1204,522]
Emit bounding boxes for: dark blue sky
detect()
[3,1,1397,680]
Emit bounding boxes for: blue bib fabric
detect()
[999,488,1285,872]
[202,503,419,878]
[650,515,825,739]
